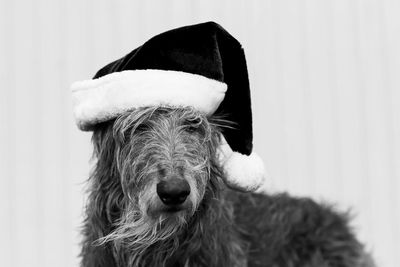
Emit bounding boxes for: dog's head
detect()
[90,106,227,251]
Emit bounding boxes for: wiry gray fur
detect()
[81,106,375,267]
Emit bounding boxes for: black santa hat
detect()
[71,21,266,191]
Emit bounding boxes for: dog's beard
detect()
[100,160,208,249]
[95,160,208,266]
[95,185,194,265]
[95,206,188,266]
[100,207,187,246]
[96,196,189,245]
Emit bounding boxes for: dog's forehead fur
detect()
[113,106,214,138]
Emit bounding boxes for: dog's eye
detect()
[185,125,198,133]
[184,118,202,133]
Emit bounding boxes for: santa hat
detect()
[71,21,266,191]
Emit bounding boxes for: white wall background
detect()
[1,0,399,266]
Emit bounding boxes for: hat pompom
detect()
[218,135,266,191]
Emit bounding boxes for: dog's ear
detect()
[89,121,125,225]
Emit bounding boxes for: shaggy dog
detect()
[81,106,374,267]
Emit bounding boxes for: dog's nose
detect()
[157,179,190,206]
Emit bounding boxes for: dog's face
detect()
[114,106,221,219]
[91,106,224,250]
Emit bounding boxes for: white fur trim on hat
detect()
[217,135,266,191]
[71,70,227,130]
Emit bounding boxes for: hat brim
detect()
[71,69,227,130]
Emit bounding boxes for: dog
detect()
[80,106,375,267]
